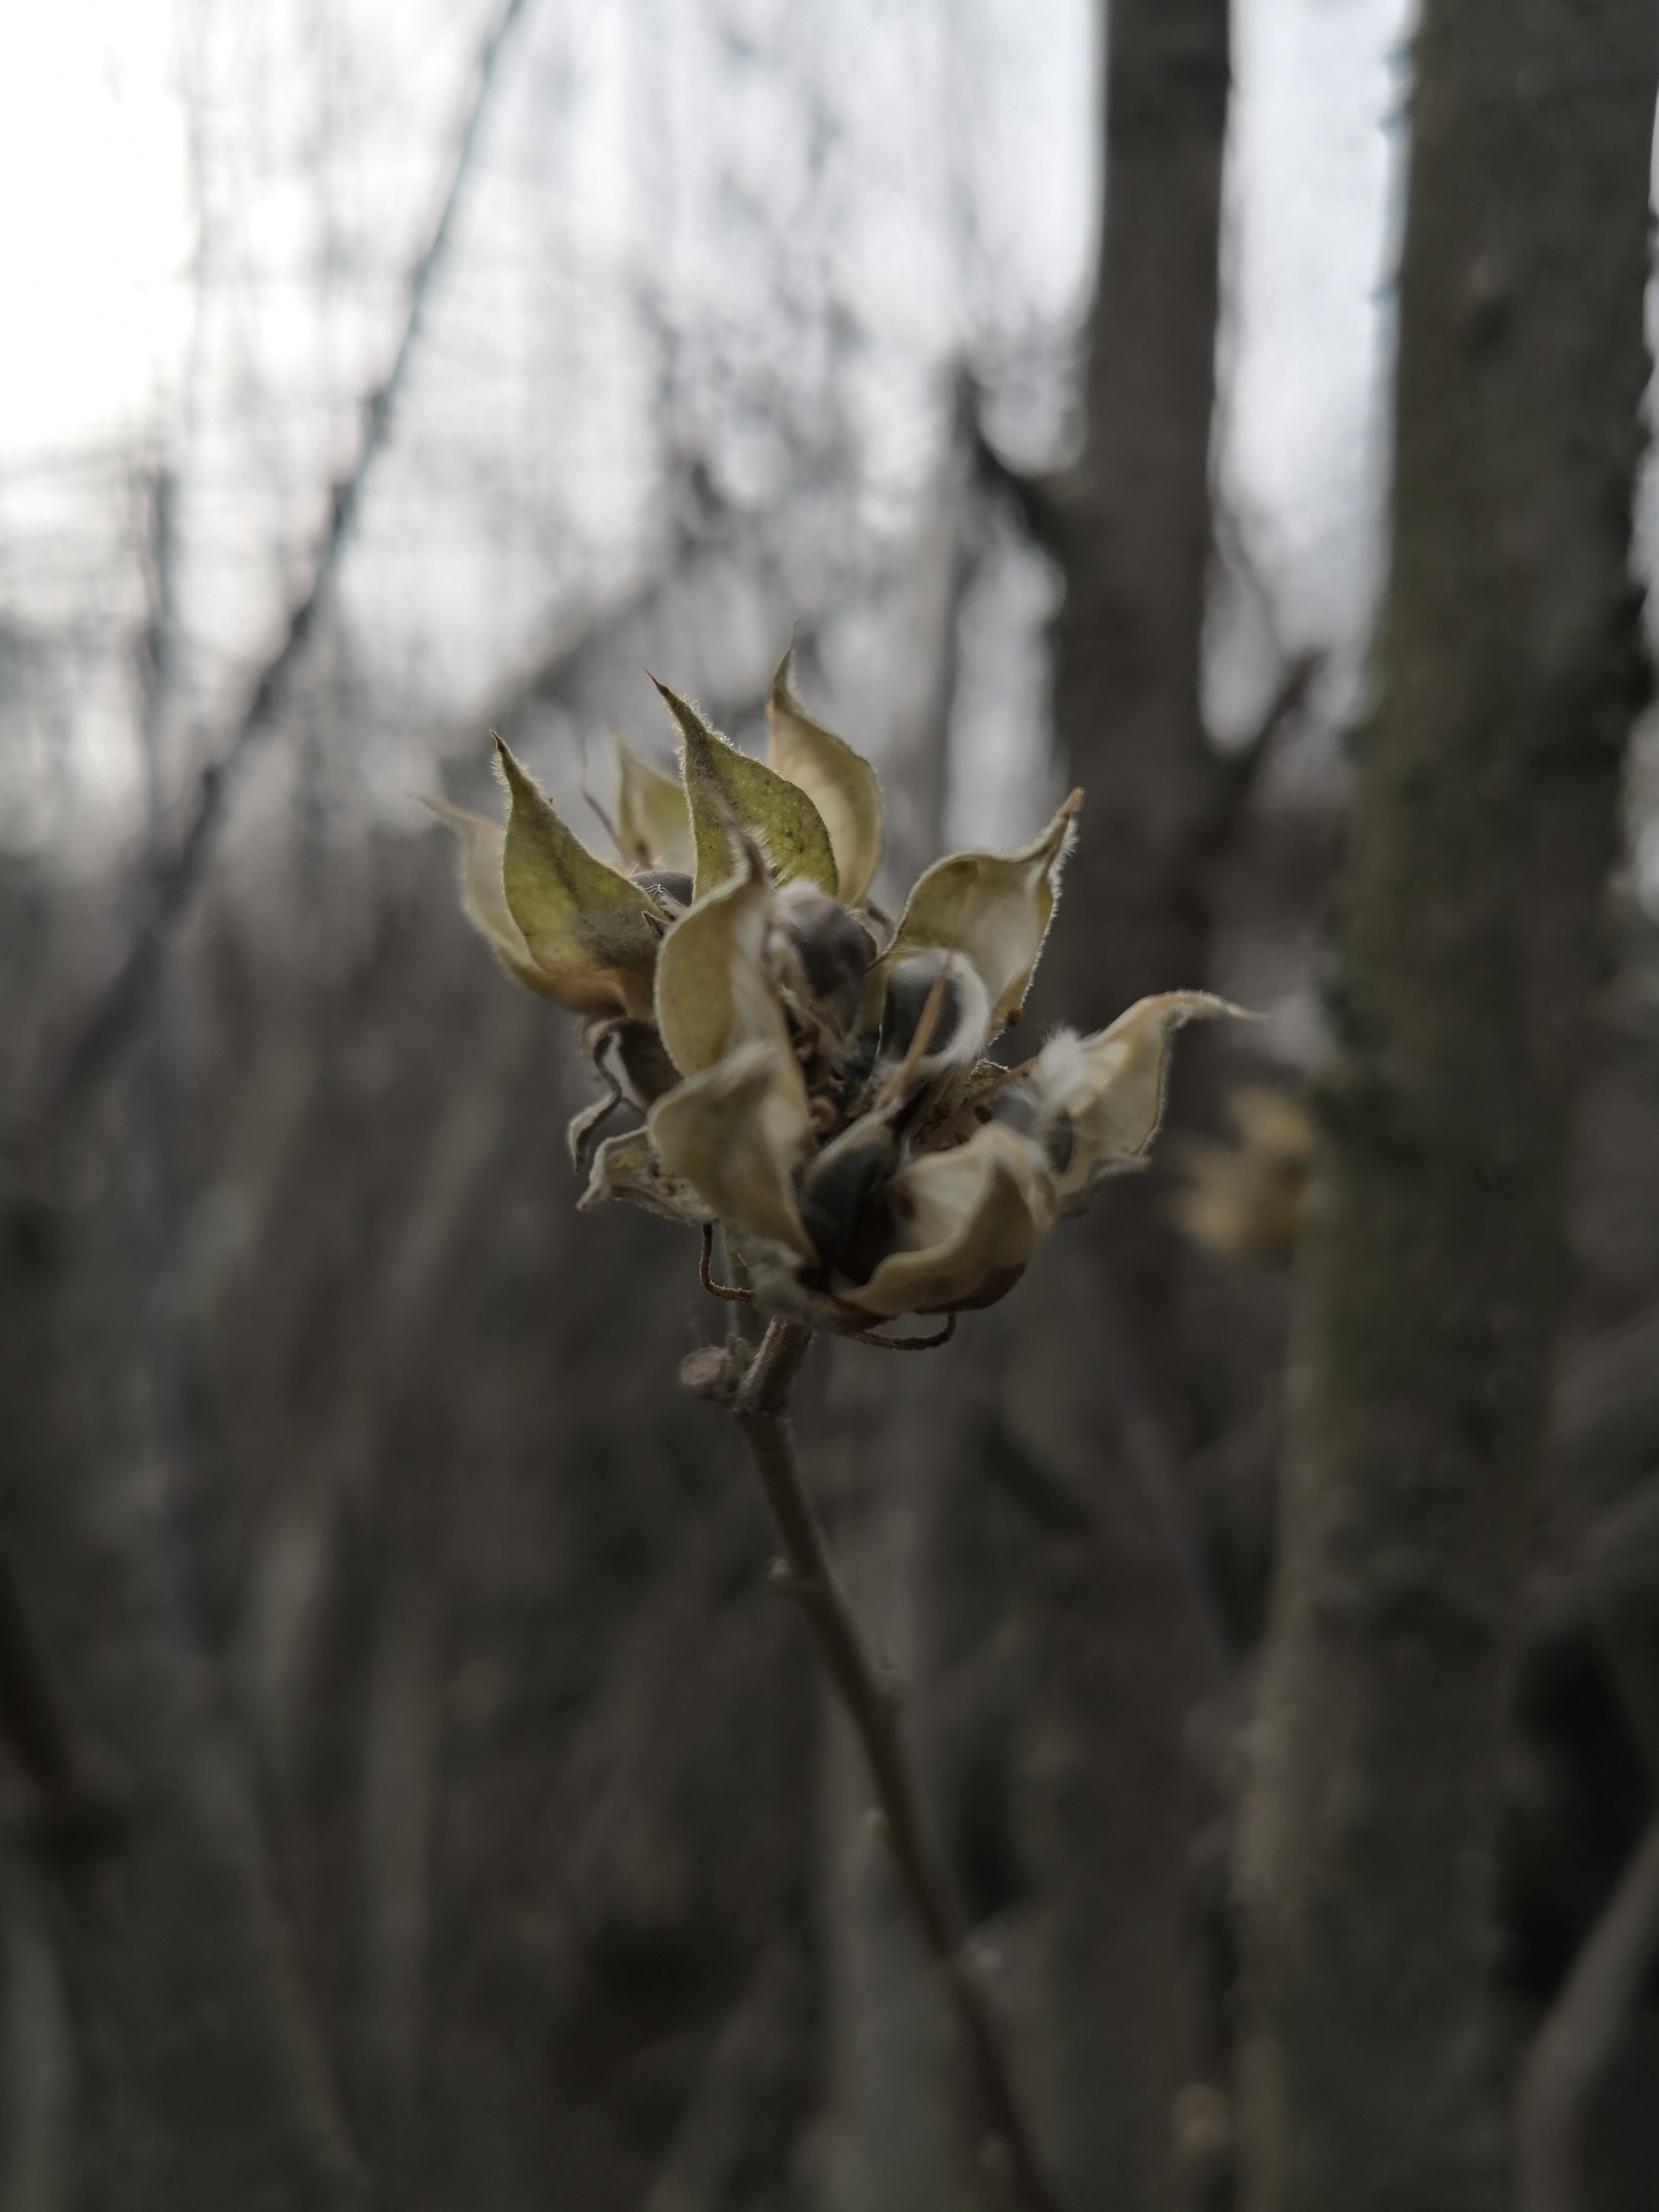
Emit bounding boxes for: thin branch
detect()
[1515,1815,1659,2212]
[1195,647,1322,858]
[36,0,535,1147]
[966,403,1070,560]
[700,1224,754,1303]
[682,1320,1063,2212]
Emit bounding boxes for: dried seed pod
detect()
[434,647,1249,1325]
[770,881,871,1036]
[877,948,991,1078]
[634,868,695,916]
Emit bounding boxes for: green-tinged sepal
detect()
[579,1126,712,1227]
[652,678,839,901]
[493,737,667,1018]
[648,1041,814,1257]
[613,730,694,874]
[1031,991,1254,1204]
[423,797,565,1001]
[840,1122,1056,1318]
[766,649,883,907]
[877,790,1081,1036]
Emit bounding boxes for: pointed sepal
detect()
[879,792,1081,1037]
[766,648,883,907]
[652,678,839,900]
[423,796,564,1000]
[613,730,694,874]
[493,737,667,1018]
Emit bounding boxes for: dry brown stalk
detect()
[682,1316,1061,2212]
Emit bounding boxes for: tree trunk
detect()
[1009,4,1233,2207]
[0,1181,368,2212]
[1236,6,1658,2207]
[1038,0,1232,1037]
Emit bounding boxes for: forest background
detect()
[2,1,1658,2208]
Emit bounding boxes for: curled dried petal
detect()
[1031,991,1254,1202]
[649,1041,814,1257]
[579,1126,712,1227]
[840,1122,1056,1318]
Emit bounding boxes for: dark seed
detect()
[990,1082,1040,1139]
[780,889,870,1031]
[840,1030,880,1092]
[991,1081,1074,1176]
[880,951,964,1065]
[798,1117,898,1283]
[635,869,694,914]
[603,1020,680,1108]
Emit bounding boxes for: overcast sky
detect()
[0,0,1416,854]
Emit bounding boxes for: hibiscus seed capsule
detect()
[772,882,870,1035]
[878,949,990,1074]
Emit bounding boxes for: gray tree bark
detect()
[1236,4,1659,2207]
[1005,4,1234,2208]
[1039,0,1233,1035]
[0,1181,368,2212]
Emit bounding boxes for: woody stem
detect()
[686,1316,1063,2212]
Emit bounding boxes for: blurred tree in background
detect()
[1238,3,1659,2209]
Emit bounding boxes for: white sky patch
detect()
[0,0,1447,867]
[1218,0,1414,657]
[0,0,191,462]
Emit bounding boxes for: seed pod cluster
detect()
[432,645,1247,1327]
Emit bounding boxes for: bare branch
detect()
[965,404,1070,560]
[683,1320,1063,2212]
[1195,648,1322,860]
[36,0,535,1149]
[698,1224,755,1304]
